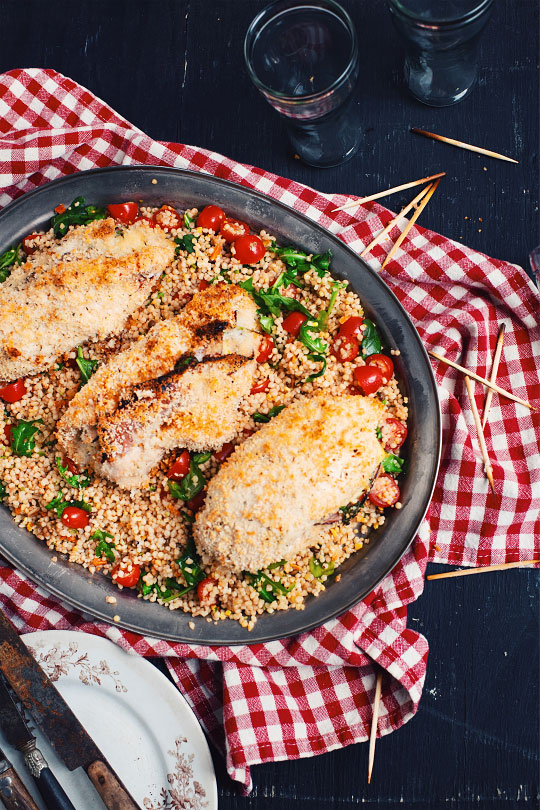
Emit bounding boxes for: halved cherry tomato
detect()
[3,425,12,445]
[133,215,156,228]
[369,475,401,508]
[186,491,206,512]
[197,205,226,231]
[22,234,41,255]
[198,279,210,291]
[61,506,89,529]
[213,443,235,464]
[154,205,183,231]
[331,335,359,363]
[338,316,364,340]
[106,202,139,225]
[112,560,141,588]
[367,353,394,383]
[352,365,383,395]
[233,234,265,265]
[167,450,191,481]
[250,378,270,395]
[256,334,274,363]
[197,577,217,605]
[62,456,79,475]
[381,418,408,452]
[0,379,27,403]
[220,218,249,242]
[282,311,308,338]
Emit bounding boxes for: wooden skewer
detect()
[367,671,383,784]
[360,184,433,258]
[428,350,535,411]
[427,559,540,581]
[482,323,506,428]
[464,375,495,493]
[380,179,441,270]
[332,171,446,212]
[411,128,519,164]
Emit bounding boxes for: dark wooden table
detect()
[1,1,538,808]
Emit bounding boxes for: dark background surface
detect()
[0,1,538,808]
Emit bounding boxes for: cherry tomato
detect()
[338,317,364,340]
[133,215,156,228]
[167,450,191,481]
[352,365,383,395]
[198,279,210,291]
[197,205,226,231]
[112,560,141,588]
[106,202,139,225]
[367,353,394,383]
[61,506,89,529]
[197,577,217,605]
[381,418,408,452]
[62,456,79,475]
[233,234,265,265]
[282,311,308,338]
[256,334,274,364]
[250,378,270,395]
[22,234,41,255]
[0,379,27,403]
[369,474,401,508]
[219,218,249,242]
[3,425,12,445]
[213,443,235,464]
[186,491,206,512]
[331,335,359,363]
[154,205,183,231]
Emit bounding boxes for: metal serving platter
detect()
[0,166,441,645]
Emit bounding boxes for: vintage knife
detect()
[0,741,40,810]
[0,675,76,810]
[0,611,142,810]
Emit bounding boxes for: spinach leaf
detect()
[10,419,42,457]
[339,500,364,525]
[45,491,92,519]
[239,278,311,319]
[167,452,209,502]
[381,454,405,475]
[0,243,23,283]
[138,572,196,602]
[317,281,346,331]
[174,234,196,255]
[0,481,6,500]
[245,567,294,602]
[55,457,91,488]
[257,312,275,334]
[309,557,335,578]
[252,405,285,423]
[51,197,107,239]
[272,246,332,278]
[361,319,382,357]
[76,347,98,386]
[177,538,206,589]
[304,354,327,383]
[298,320,327,354]
[91,530,115,562]
[375,426,383,440]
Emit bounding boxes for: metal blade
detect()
[0,675,35,750]
[0,612,103,771]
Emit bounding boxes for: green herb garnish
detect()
[183,211,193,229]
[381,454,405,475]
[361,319,382,358]
[91,530,115,562]
[317,280,346,331]
[167,452,210,502]
[309,557,336,579]
[55,457,91,488]
[177,538,206,590]
[376,426,383,440]
[51,197,107,239]
[339,501,364,525]
[76,347,98,386]
[174,234,196,255]
[303,354,327,383]
[298,320,327,355]
[245,567,294,602]
[252,405,285,424]
[257,312,275,334]
[0,243,23,283]
[0,481,6,500]
[45,491,92,519]
[10,419,42,457]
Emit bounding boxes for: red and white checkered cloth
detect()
[0,69,539,792]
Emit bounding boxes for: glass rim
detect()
[244,0,359,104]
[387,0,493,27]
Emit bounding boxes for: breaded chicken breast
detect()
[56,284,260,488]
[0,218,175,382]
[194,393,387,572]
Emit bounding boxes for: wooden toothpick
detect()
[360,184,433,258]
[333,172,446,212]
[381,178,441,269]
[367,671,383,784]
[427,560,540,581]
[411,128,518,163]
[464,375,495,493]
[482,323,506,428]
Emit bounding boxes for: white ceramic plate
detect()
[0,630,217,810]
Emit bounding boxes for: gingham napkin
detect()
[0,69,539,792]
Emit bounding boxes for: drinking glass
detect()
[387,0,494,106]
[244,0,361,168]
